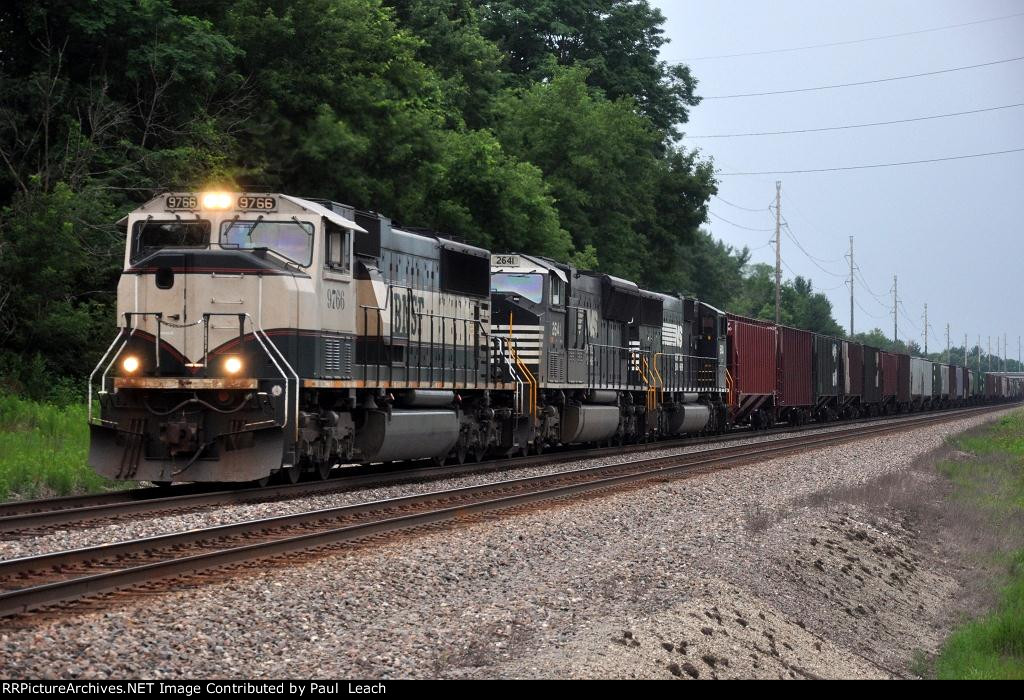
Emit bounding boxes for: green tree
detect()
[479,0,699,135]
[495,66,714,285]
[384,0,506,128]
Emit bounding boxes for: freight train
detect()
[87,192,1023,484]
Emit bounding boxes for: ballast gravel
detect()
[0,412,976,561]
[0,408,1013,679]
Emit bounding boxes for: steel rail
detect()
[0,404,1006,618]
[0,403,1008,532]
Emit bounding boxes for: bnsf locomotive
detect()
[88,192,1021,484]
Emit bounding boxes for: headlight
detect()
[224,356,243,375]
[201,191,232,209]
[122,356,140,373]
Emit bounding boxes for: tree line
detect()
[0,0,851,400]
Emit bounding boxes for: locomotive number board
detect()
[165,195,199,210]
[490,254,521,268]
[237,195,276,210]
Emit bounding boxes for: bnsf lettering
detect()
[392,293,426,336]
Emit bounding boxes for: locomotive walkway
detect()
[0,404,1007,619]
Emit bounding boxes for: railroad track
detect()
[0,404,1008,619]
[0,403,1007,535]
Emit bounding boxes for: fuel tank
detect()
[354,409,460,463]
[664,403,710,435]
[560,404,620,444]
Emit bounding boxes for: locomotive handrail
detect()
[237,311,299,442]
[492,336,525,414]
[655,351,719,392]
[88,327,133,423]
[415,312,493,389]
[88,310,298,442]
[509,340,537,419]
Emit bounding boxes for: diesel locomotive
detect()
[87,191,1020,484]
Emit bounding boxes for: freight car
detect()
[87,191,1018,484]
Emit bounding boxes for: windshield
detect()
[220,220,314,266]
[491,272,544,304]
[131,220,210,263]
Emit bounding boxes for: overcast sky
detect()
[652,0,1023,358]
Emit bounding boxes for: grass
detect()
[934,411,1024,679]
[0,393,122,500]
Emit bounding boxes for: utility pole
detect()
[1004,333,1008,372]
[978,335,981,374]
[988,336,991,372]
[923,303,928,354]
[891,275,898,343]
[774,180,782,325]
[945,324,950,363]
[964,333,968,367]
[847,236,854,336]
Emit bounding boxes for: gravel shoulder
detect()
[0,408,1013,679]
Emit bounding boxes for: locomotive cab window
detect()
[550,274,565,307]
[325,223,351,273]
[490,273,543,304]
[131,220,209,263]
[220,219,314,266]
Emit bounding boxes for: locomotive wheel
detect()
[532,439,545,455]
[252,475,271,488]
[455,442,468,465]
[281,465,301,484]
[151,481,172,488]
[316,461,333,480]
[472,443,487,463]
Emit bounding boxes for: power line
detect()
[775,195,846,264]
[776,216,847,278]
[779,255,844,291]
[708,210,774,232]
[689,102,1024,138]
[898,301,920,331]
[684,11,1024,61]
[703,55,1024,99]
[854,269,891,307]
[855,295,888,320]
[778,214,842,263]
[720,146,1024,176]
[712,194,769,212]
[782,226,846,276]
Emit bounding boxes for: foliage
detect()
[934,413,1024,679]
[478,0,700,134]
[0,393,123,499]
[730,263,845,336]
[0,0,857,395]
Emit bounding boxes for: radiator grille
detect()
[322,336,353,378]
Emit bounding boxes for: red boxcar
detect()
[727,316,776,396]
[880,351,899,399]
[778,326,813,407]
